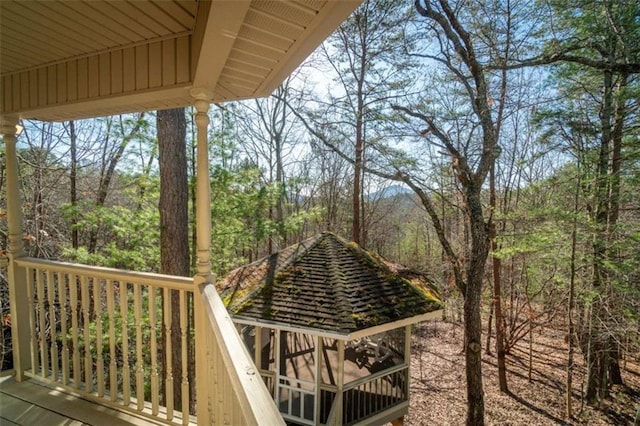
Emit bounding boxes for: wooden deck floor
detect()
[0,372,166,426]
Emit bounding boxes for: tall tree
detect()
[396,0,532,422]
[66,121,79,249]
[318,0,415,246]
[88,113,146,253]
[235,78,301,251]
[529,0,640,404]
[157,108,192,411]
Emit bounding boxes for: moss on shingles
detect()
[222,280,255,310]
[218,231,443,333]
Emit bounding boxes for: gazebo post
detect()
[313,335,322,424]
[255,326,262,370]
[390,325,414,426]
[336,339,345,424]
[405,325,411,371]
[1,117,30,381]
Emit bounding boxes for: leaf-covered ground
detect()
[404,321,640,425]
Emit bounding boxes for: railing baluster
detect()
[180,289,189,424]
[120,282,130,406]
[364,381,368,418]
[164,287,174,420]
[365,381,370,418]
[149,286,159,415]
[94,278,104,397]
[206,327,215,423]
[106,280,117,402]
[222,353,230,425]
[26,267,37,375]
[374,379,378,414]
[81,275,91,391]
[134,283,144,411]
[36,269,48,378]
[47,270,58,381]
[14,258,286,426]
[59,272,69,386]
[370,379,381,413]
[384,374,389,406]
[69,274,80,389]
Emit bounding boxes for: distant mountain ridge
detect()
[367,184,412,200]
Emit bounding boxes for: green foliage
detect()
[67,285,164,401]
[209,163,321,276]
[61,195,160,271]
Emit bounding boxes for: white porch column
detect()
[190,88,214,425]
[1,117,30,380]
[191,89,214,281]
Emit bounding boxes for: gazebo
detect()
[218,232,443,426]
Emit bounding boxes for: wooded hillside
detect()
[1,0,638,424]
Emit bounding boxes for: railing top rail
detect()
[343,364,407,391]
[200,282,285,426]
[15,257,194,291]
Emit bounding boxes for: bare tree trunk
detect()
[157,108,192,411]
[353,96,363,245]
[88,114,145,253]
[528,313,533,382]
[586,68,627,404]
[464,190,489,426]
[68,121,79,249]
[490,0,511,393]
[605,73,627,387]
[485,297,493,356]
[490,162,508,393]
[566,155,581,418]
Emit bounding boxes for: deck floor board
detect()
[0,374,166,426]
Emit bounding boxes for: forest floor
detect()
[404,321,640,425]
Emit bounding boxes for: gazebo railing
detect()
[11,257,284,425]
[341,364,408,426]
[318,363,409,426]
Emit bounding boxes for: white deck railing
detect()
[11,257,284,425]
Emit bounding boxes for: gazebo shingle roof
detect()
[217,232,442,334]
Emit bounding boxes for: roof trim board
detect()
[191,0,251,91]
[232,310,443,341]
[253,0,359,97]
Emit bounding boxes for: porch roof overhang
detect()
[0,0,361,123]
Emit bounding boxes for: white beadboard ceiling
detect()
[0,0,360,122]
[0,0,198,76]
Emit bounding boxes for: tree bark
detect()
[566,155,581,418]
[464,188,488,425]
[68,121,79,249]
[585,68,628,403]
[490,162,508,393]
[157,108,191,411]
